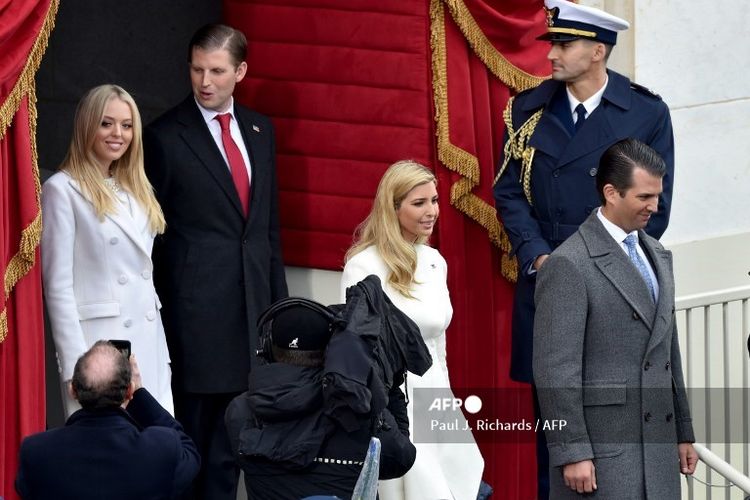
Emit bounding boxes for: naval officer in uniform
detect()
[493,0,675,496]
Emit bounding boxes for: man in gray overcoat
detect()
[533,139,697,498]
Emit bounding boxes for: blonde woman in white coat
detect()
[42,84,172,415]
[341,160,484,500]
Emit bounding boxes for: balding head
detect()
[71,341,132,410]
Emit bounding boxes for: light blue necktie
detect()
[623,234,656,302]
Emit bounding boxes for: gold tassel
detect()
[0,0,60,138]
[430,0,519,282]
[494,99,543,207]
[0,310,6,344]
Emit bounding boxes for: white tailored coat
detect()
[42,171,173,415]
[341,244,484,500]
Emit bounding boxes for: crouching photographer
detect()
[226,283,431,499]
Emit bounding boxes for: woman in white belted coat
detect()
[42,84,173,415]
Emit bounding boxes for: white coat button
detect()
[110,237,119,245]
[123,319,133,328]
[141,270,152,279]
[118,274,128,284]
[146,310,156,321]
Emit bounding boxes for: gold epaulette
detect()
[493,97,543,206]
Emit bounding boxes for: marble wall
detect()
[583,0,750,246]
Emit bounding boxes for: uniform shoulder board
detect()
[630,82,662,99]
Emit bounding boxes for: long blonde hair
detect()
[345,160,437,297]
[60,84,165,234]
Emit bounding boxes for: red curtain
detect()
[432,1,548,497]
[228,0,438,269]
[0,1,58,498]
[225,0,549,496]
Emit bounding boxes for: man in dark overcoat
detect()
[143,23,288,499]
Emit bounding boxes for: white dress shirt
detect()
[597,208,659,300]
[567,75,608,124]
[195,97,253,185]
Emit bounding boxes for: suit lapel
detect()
[127,194,153,246]
[234,106,274,231]
[547,84,575,136]
[528,112,571,161]
[558,107,617,166]
[640,233,675,353]
[68,179,150,258]
[177,99,245,219]
[235,109,261,230]
[522,78,620,169]
[527,83,573,159]
[580,214,656,327]
[557,70,633,168]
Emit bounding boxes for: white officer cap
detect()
[538,0,630,45]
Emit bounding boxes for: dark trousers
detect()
[175,391,241,500]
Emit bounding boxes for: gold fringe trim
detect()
[493,97,543,206]
[0,0,58,343]
[0,0,59,139]
[430,0,518,282]
[441,0,548,93]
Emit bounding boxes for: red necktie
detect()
[215,113,250,217]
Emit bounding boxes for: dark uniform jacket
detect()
[494,69,675,382]
[16,389,200,500]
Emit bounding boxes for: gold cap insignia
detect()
[544,6,558,27]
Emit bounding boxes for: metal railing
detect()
[693,444,750,495]
[676,286,750,500]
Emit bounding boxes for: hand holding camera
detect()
[129,355,143,391]
[109,339,142,391]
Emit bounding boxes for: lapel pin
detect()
[252,125,260,133]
